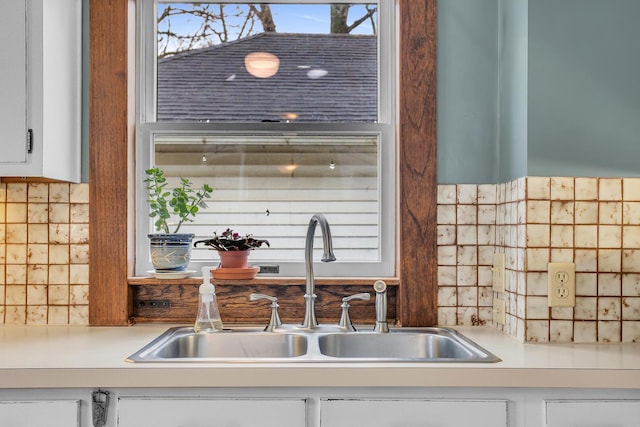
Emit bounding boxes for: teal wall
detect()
[527,0,640,177]
[437,0,499,184]
[438,0,640,183]
[497,0,528,182]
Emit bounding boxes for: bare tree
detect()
[248,4,277,32]
[158,3,269,58]
[158,3,375,58]
[330,4,377,34]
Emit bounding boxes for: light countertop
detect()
[1,324,639,389]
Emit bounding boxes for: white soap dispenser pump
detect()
[194,266,223,333]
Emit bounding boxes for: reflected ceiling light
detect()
[278,163,298,174]
[280,112,299,122]
[307,69,328,79]
[201,138,207,163]
[329,160,336,170]
[245,52,280,78]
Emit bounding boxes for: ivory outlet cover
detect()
[493,297,506,325]
[492,253,505,292]
[548,262,576,307]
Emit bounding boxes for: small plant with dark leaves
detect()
[194,228,270,251]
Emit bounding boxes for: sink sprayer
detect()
[373,280,389,333]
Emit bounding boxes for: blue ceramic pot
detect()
[148,233,195,271]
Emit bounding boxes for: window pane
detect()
[156,2,378,123]
[153,133,380,265]
[137,1,393,277]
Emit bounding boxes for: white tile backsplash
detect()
[0,183,89,325]
[437,177,640,343]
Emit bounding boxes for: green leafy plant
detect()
[194,228,270,251]
[145,167,213,234]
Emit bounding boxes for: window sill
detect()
[128,276,399,286]
[128,277,399,324]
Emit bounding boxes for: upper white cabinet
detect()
[0,0,81,182]
[0,1,28,164]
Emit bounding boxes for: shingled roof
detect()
[157,32,377,122]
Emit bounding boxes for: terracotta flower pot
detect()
[218,250,250,268]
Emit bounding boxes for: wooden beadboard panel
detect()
[129,279,398,324]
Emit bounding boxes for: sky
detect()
[158,2,376,53]
[267,4,375,34]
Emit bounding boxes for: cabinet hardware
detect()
[27,129,33,153]
[92,389,110,427]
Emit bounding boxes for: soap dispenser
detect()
[194,266,223,333]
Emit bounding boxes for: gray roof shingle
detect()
[157,32,377,122]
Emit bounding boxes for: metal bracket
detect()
[91,389,110,427]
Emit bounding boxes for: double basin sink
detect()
[127,326,500,363]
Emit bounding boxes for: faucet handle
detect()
[249,293,282,332]
[342,292,371,303]
[249,293,277,303]
[339,293,371,331]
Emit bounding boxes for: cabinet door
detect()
[545,400,640,427]
[321,399,508,427]
[0,0,81,182]
[0,0,28,164]
[117,397,306,427]
[0,400,80,427]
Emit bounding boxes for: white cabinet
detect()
[0,0,28,164]
[116,397,306,427]
[0,400,80,427]
[2,387,639,427]
[0,0,81,182]
[545,400,640,427]
[320,398,509,427]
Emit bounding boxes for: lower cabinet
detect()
[545,399,640,427]
[116,397,306,427]
[0,400,80,427]
[320,398,508,427]
[2,388,640,426]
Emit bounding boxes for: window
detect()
[136,1,395,277]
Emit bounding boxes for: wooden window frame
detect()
[89,0,437,326]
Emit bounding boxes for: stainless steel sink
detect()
[317,328,500,362]
[126,326,500,363]
[126,327,308,362]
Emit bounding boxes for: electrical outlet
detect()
[548,262,576,307]
[258,265,279,274]
[492,253,506,292]
[493,297,506,325]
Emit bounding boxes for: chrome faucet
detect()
[301,214,336,329]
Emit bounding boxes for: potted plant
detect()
[194,228,270,272]
[145,167,213,272]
